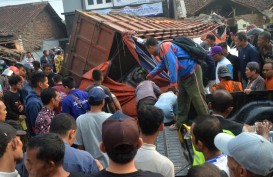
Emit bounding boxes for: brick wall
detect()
[64,14,75,37]
[20,9,67,52]
[184,0,210,16]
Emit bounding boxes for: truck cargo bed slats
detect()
[156,127,191,177]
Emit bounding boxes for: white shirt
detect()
[206,154,230,177]
[215,57,233,84]
[21,57,35,65]
[134,143,175,177]
[0,170,20,177]
[74,111,112,168]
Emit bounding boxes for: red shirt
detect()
[266,78,273,90]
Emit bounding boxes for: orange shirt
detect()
[212,79,243,93]
[266,78,273,90]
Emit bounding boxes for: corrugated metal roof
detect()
[82,12,221,40]
[0,2,59,36]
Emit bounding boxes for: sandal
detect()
[169,124,178,130]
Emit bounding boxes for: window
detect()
[243,24,246,27]
[88,0,94,5]
[85,0,113,9]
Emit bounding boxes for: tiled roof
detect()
[185,0,272,15]
[0,2,57,36]
[83,12,222,40]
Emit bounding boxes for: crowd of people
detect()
[138,29,273,177]
[0,29,272,177]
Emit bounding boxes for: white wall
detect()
[237,19,250,31]
[62,0,83,13]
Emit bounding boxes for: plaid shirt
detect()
[35,106,54,135]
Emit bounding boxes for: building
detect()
[62,0,171,36]
[184,0,272,17]
[183,0,272,31]
[0,2,67,53]
[235,18,250,31]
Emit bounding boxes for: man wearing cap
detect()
[0,122,25,176]
[214,132,273,177]
[91,116,163,177]
[244,62,265,94]
[212,66,242,93]
[209,46,233,84]
[74,87,112,168]
[218,42,240,82]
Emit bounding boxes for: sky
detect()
[0,0,64,19]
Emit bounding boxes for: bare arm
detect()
[95,159,104,171]
[113,97,122,111]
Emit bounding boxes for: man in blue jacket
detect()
[146,37,209,129]
[62,77,90,119]
[25,72,49,137]
[50,113,101,174]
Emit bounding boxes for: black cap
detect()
[0,122,26,144]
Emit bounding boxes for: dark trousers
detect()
[137,99,156,110]
[176,65,209,127]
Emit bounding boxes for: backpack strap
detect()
[70,94,84,110]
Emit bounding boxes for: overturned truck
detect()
[63,10,226,117]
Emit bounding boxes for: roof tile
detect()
[84,12,221,40]
[0,2,48,36]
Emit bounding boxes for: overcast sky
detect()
[0,0,64,19]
